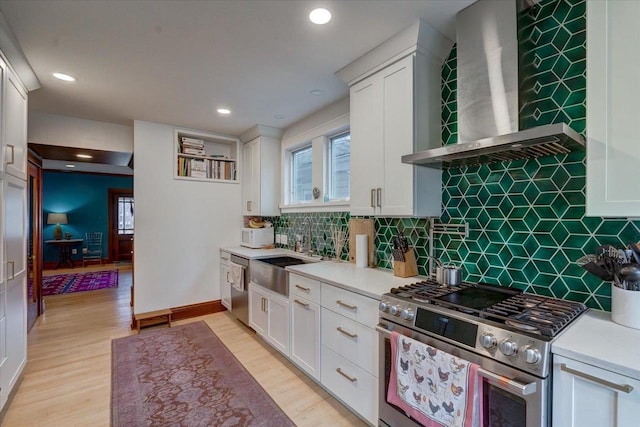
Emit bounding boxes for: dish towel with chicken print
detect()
[387,332,483,427]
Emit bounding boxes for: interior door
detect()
[108,189,134,262]
[27,157,42,329]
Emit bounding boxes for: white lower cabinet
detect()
[248,282,290,356]
[290,296,321,381]
[321,308,377,376]
[321,345,377,425]
[220,251,231,310]
[553,355,640,427]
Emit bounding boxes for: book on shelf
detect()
[182,147,206,155]
[191,170,208,178]
[181,136,204,145]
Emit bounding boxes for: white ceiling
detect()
[1,0,473,175]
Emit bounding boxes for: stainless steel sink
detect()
[249,256,311,296]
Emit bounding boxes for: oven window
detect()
[483,383,526,427]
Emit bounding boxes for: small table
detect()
[45,239,84,269]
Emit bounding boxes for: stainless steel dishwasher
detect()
[229,254,250,325]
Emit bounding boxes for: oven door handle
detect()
[376,325,538,397]
[477,368,537,396]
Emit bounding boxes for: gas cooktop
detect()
[386,279,586,338]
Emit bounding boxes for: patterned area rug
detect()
[111,321,295,427]
[42,270,119,296]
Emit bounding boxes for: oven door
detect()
[377,320,549,427]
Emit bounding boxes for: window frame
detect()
[290,144,313,204]
[326,131,351,202]
[280,113,350,213]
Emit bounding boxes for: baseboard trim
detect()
[0,371,24,422]
[130,300,226,330]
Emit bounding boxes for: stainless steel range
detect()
[377,279,587,427]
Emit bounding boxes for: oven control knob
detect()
[389,305,401,316]
[379,301,390,312]
[479,333,497,349]
[400,308,414,321]
[520,346,541,364]
[498,339,518,356]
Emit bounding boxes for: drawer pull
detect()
[295,284,311,292]
[337,327,357,339]
[294,299,309,308]
[560,363,634,394]
[336,368,357,383]
[336,300,357,311]
[6,144,15,165]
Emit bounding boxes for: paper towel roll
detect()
[356,234,368,268]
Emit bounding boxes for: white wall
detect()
[282,96,349,141]
[28,111,133,152]
[133,120,241,313]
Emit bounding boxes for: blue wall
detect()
[43,172,133,265]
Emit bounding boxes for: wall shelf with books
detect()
[174,129,239,183]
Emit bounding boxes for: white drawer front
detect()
[321,284,378,326]
[220,250,230,265]
[289,273,321,303]
[321,345,377,425]
[321,308,378,376]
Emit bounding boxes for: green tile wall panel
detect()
[269,0,637,313]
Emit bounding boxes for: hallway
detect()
[2,266,364,426]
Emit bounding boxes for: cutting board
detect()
[349,218,375,267]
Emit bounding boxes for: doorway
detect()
[27,154,43,330]
[108,189,134,263]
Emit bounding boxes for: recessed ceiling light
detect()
[76,154,93,159]
[217,108,231,115]
[274,114,285,120]
[53,72,76,82]
[310,89,324,96]
[309,8,331,25]
[65,164,75,168]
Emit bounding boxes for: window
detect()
[328,132,350,200]
[118,196,134,235]
[291,145,313,203]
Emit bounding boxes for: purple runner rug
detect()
[111,321,295,427]
[42,270,119,296]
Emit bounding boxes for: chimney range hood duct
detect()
[402,0,585,169]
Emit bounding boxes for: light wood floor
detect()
[2,266,367,426]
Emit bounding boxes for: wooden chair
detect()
[83,232,103,266]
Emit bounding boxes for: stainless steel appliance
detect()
[377,280,587,427]
[229,254,250,325]
[249,256,308,296]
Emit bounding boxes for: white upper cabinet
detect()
[240,126,282,217]
[586,0,640,217]
[339,20,450,217]
[2,63,28,181]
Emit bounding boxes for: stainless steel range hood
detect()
[402,0,585,169]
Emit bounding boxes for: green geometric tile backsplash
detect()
[271,0,636,312]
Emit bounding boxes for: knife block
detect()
[393,247,418,278]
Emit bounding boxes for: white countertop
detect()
[286,261,421,300]
[552,310,640,381]
[220,246,322,262]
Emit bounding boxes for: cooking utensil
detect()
[629,243,640,264]
[619,263,640,283]
[436,263,463,286]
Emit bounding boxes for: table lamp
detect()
[47,213,68,240]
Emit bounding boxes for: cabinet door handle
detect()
[247,201,252,212]
[295,284,310,292]
[336,368,357,383]
[370,189,376,208]
[337,326,357,339]
[376,188,382,207]
[6,144,15,165]
[226,272,230,282]
[560,363,634,394]
[294,299,309,308]
[336,300,357,311]
[262,297,267,312]
[7,261,15,280]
